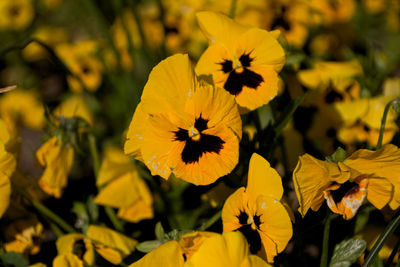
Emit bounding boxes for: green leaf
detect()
[136,240,162,253]
[155,222,165,241]
[326,147,347,163]
[257,104,274,130]
[0,252,29,267]
[71,201,89,232]
[354,206,375,234]
[86,195,99,222]
[329,239,366,267]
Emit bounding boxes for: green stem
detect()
[362,212,400,267]
[229,0,238,18]
[199,210,222,231]
[14,186,76,233]
[376,98,400,149]
[320,213,335,267]
[105,206,124,232]
[88,134,100,178]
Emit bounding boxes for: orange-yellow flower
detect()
[125,54,242,185]
[222,153,292,262]
[195,11,285,112]
[293,144,400,219]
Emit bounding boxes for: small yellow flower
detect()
[0,89,44,134]
[125,54,242,185]
[54,225,137,266]
[55,41,103,92]
[4,215,43,255]
[53,95,94,126]
[195,11,285,112]
[293,144,400,219]
[222,153,292,262]
[94,147,153,223]
[0,119,17,218]
[0,0,34,30]
[36,136,74,198]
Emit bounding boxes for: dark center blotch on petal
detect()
[219,60,233,73]
[173,116,225,164]
[73,239,86,260]
[325,89,344,104]
[237,211,249,224]
[239,53,253,67]
[238,225,262,254]
[9,6,20,17]
[253,214,262,228]
[224,68,264,96]
[331,181,359,203]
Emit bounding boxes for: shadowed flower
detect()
[54,225,137,266]
[0,119,17,218]
[0,0,34,30]
[36,136,74,198]
[124,54,242,185]
[222,153,292,262]
[94,147,153,223]
[129,231,270,267]
[56,41,103,92]
[195,11,285,112]
[293,144,400,219]
[0,89,44,134]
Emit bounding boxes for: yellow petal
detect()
[53,254,83,267]
[117,199,154,223]
[129,240,184,267]
[195,11,248,47]
[124,103,147,161]
[53,95,94,126]
[56,234,87,255]
[95,245,123,265]
[140,54,195,117]
[222,187,249,232]
[257,196,292,263]
[247,153,283,205]
[95,172,141,208]
[97,146,135,187]
[87,225,137,258]
[0,172,11,218]
[179,231,219,260]
[292,154,333,217]
[185,232,256,267]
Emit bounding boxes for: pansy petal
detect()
[87,225,137,258]
[292,154,333,217]
[140,54,195,116]
[196,11,248,46]
[247,153,283,204]
[222,187,248,232]
[366,177,393,209]
[53,254,83,267]
[129,240,184,267]
[124,103,147,161]
[257,196,292,263]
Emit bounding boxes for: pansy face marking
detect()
[173,115,225,164]
[218,52,264,96]
[236,211,263,254]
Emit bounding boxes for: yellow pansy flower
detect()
[0,89,44,134]
[125,54,242,185]
[55,41,103,92]
[293,144,400,219]
[0,119,17,218]
[0,0,34,30]
[22,26,68,62]
[222,153,292,263]
[54,225,137,266]
[309,0,356,25]
[36,136,74,198]
[195,11,285,112]
[129,231,269,267]
[94,147,153,223]
[4,215,43,255]
[53,95,94,126]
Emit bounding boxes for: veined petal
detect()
[256,196,292,263]
[87,225,137,259]
[53,254,83,267]
[129,240,184,267]
[246,153,283,204]
[196,11,248,47]
[292,154,333,217]
[140,54,195,117]
[365,177,393,210]
[124,103,147,161]
[222,187,249,232]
